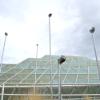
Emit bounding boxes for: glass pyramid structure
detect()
[0,55,100,100]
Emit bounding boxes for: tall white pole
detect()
[48,13,53,99]
[89,27,100,79]
[58,63,61,100]
[35,44,38,81]
[58,56,66,100]
[36,44,38,68]
[34,44,39,94]
[0,32,8,72]
[1,84,4,100]
[48,13,52,60]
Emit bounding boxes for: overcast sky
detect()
[0,0,100,63]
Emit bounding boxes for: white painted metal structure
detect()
[0,55,100,100]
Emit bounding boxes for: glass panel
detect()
[7,68,21,74]
[89,79,100,83]
[0,74,14,80]
[0,87,2,93]
[89,67,98,74]
[37,75,50,84]
[71,86,87,94]
[52,75,58,84]
[89,74,98,79]
[64,74,77,83]
[22,74,35,83]
[20,69,33,74]
[62,86,73,94]
[4,87,33,94]
[76,74,88,83]
[12,74,28,80]
[78,68,88,74]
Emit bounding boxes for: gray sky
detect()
[0,0,100,63]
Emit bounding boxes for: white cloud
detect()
[0,0,100,63]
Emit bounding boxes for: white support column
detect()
[58,64,61,100]
[34,44,39,95]
[48,13,53,99]
[0,32,8,72]
[89,27,100,80]
[35,44,39,82]
[1,84,4,100]
[58,56,66,100]
[91,33,100,79]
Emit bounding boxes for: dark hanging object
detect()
[89,27,95,33]
[58,55,66,64]
[48,13,52,17]
[5,32,8,36]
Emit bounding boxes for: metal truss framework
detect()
[0,55,100,100]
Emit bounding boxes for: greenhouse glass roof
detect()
[0,55,100,86]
